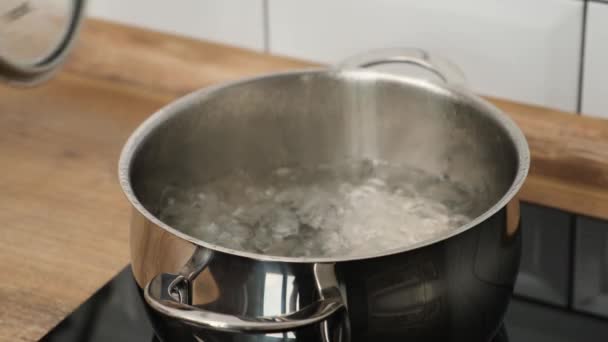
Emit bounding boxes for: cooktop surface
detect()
[39,266,608,342]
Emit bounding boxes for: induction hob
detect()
[39,266,608,341]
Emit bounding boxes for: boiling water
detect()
[158,159,479,258]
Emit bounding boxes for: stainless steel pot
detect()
[119,48,529,342]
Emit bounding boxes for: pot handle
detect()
[144,253,346,334]
[336,47,466,85]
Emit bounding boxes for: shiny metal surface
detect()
[121,49,529,341]
[337,47,467,86]
[0,0,85,84]
[144,260,345,333]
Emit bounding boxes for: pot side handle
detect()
[336,47,467,85]
[144,262,346,334]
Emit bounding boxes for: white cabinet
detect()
[268,0,583,112]
[86,0,265,51]
[582,2,608,118]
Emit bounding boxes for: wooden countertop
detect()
[1,19,608,341]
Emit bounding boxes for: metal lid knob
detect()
[0,0,85,85]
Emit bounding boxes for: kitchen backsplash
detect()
[87,0,265,51]
[581,2,608,118]
[87,0,608,118]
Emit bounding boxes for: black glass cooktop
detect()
[39,266,608,342]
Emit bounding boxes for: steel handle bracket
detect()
[144,249,346,334]
[336,47,467,85]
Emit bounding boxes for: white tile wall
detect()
[268,0,583,112]
[86,0,265,51]
[581,2,608,118]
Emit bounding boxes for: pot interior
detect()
[126,70,525,256]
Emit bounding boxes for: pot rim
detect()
[118,68,530,264]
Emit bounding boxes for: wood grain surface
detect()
[1,18,607,341]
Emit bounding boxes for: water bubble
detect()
[158,159,476,258]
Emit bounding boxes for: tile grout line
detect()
[262,0,270,53]
[576,0,589,115]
